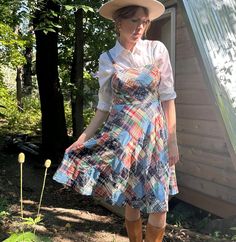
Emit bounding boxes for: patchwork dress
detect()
[53,49,178,213]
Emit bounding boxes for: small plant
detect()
[23,216,43,233]
[230,227,236,241]
[0,197,9,218]
[3,232,51,242]
[212,230,221,239]
[3,153,52,242]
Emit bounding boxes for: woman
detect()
[53,0,179,241]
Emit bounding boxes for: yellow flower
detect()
[18,153,25,164]
[44,159,51,168]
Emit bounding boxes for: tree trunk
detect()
[23,45,33,95]
[34,0,68,162]
[16,67,23,111]
[70,8,84,138]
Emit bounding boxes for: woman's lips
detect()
[132,32,142,36]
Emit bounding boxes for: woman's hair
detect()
[112,5,151,37]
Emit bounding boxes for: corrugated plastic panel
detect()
[182,0,236,152]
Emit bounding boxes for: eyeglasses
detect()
[129,18,150,27]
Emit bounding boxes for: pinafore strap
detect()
[106,51,116,65]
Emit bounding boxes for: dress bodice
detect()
[111,64,161,105]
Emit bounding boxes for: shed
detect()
[147,0,236,218]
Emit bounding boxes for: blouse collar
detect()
[113,39,143,58]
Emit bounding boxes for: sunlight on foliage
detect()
[22,216,42,227]
[0,81,41,135]
[0,23,26,67]
[64,4,94,13]
[3,232,52,242]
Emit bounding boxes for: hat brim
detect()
[99,0,165,21]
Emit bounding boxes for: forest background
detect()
[0,0,114,163]
[1,1,236,241]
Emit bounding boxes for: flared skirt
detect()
[53,100,178,213]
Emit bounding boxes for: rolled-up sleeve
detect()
[155,42,176,101]
[97,54,114,111]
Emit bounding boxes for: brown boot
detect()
[125,217,143,242]
[145,223,165,242]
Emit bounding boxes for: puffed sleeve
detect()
[96,53,114,111]
[154,41,176,101]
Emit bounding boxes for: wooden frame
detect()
[157,7,176,76]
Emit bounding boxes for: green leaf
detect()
[43,28,56,34]
[3,232,52,242]
[0,211,9,217]
[50,10,59,17]
[51,23,62,29]
[64,4,94,13]
[80,5,94,13]
[35,216,42,224]
[64,5,75,11]
[22,217,35,226]
[22,216,42,226]
[23,217,34,222]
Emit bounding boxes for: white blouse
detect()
[97,39,176,111]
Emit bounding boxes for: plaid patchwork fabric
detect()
[53,63,178,213]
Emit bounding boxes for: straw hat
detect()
[99,0,165,21]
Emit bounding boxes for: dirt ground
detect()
[0,139,228,242]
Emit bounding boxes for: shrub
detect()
[0,81,41,135]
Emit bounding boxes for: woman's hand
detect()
[65,109,109,153]
[65,134,87,153]
[168,139,179,166]
[161,99,179,167]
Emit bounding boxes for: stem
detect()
[33,223,36,235]
[37,167,48,217]
[20,163,23,219]
[34,167,48,235]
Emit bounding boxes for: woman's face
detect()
[118,7,150,45]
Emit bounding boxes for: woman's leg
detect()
[125,204,142,242]
[125,204,140,221]
[145,212,166,242]
[148,212,166,228]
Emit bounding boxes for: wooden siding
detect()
[178,133,228,154]
[174,5,236,216]
[177,118,225,138]
[175,73,207,90]
[176,90,212,105]
[178,162,236,190]
[177,173,236,204]
[179,146,234,170]
[177,186,236,218]
[176,105,218,121]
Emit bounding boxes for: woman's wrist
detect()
[168,133,177,143]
